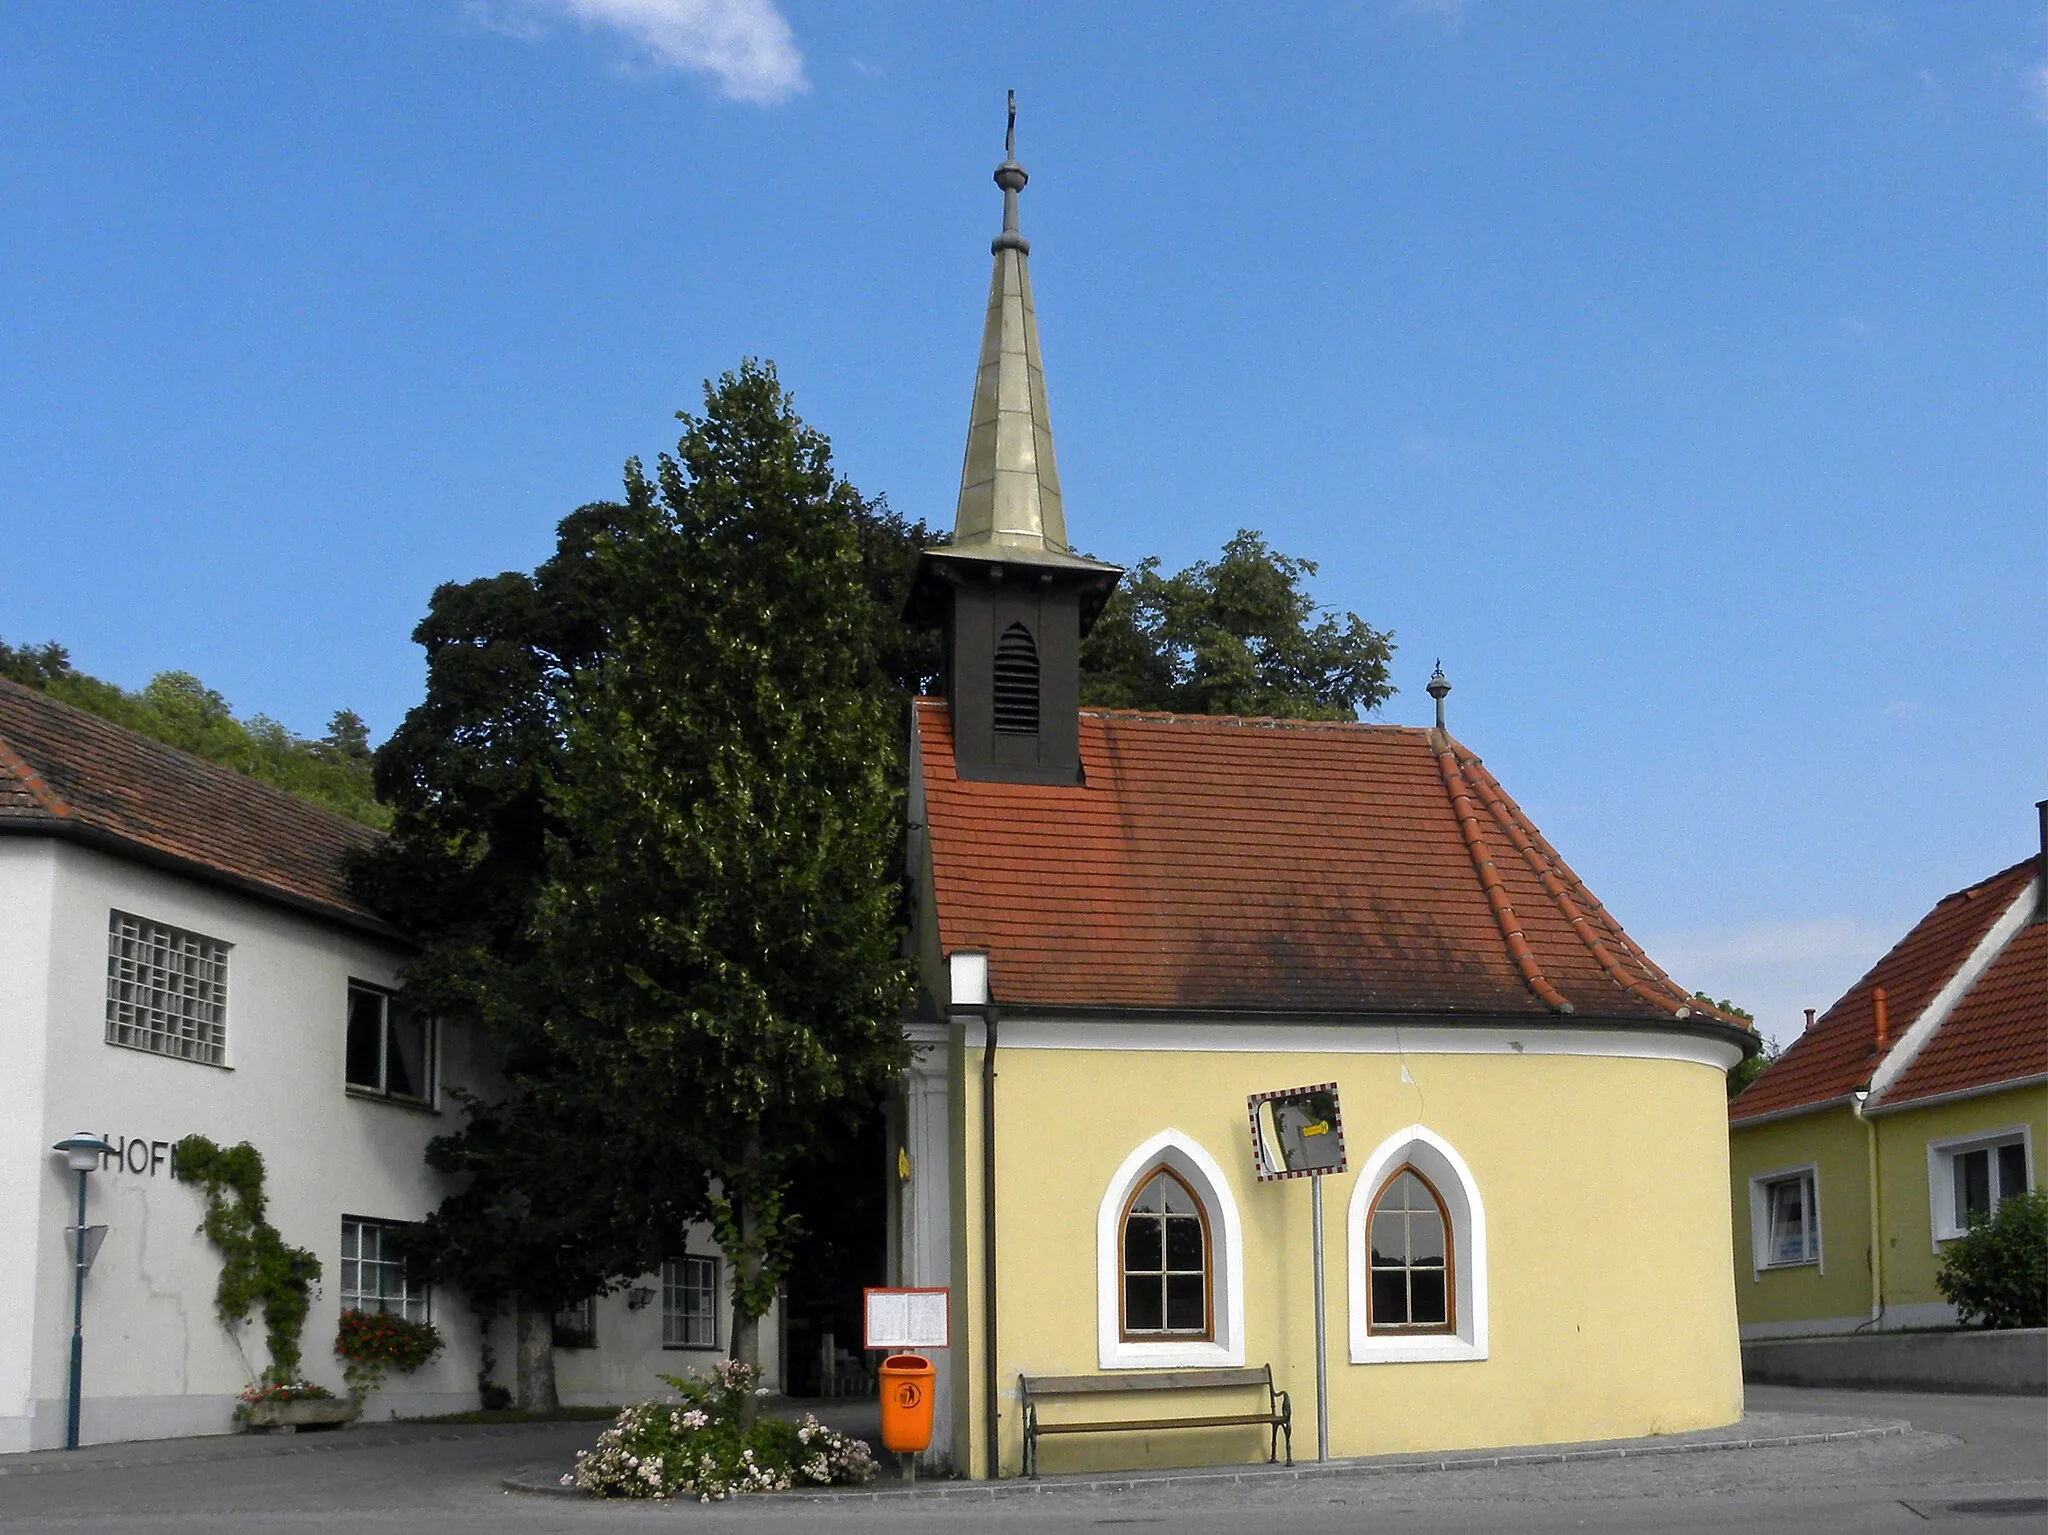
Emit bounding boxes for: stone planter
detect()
[240,1396,360,1432]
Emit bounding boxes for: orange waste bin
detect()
[878,1353,937,1453]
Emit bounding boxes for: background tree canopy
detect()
[1078,529,1396,720]
[0,637,382,826]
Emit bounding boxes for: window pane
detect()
[1371,1271,1409,1325]
[1125,1275,1163,1332]
[1409,1268,1448,1325]
[345,988,384,1089]
[1129,1173,1164,1214]
[1369,1213,1405,1266]
[1164,1274,1204,1332]
[1997,1143,2028,1200]
[1159,1176,1197,1215]
[1125,1215,1162,1273]
[385,1007,428,1100]
[1389,1171,1426,1211]
[1957,1150,1992,1223]
[1407,1209,1446,1264]
[685,1256,717,1346]
[1165,1215,1203,1271]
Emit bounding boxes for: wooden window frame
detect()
[1117,1164,1215,1343]
[1365,1163,1457,1337]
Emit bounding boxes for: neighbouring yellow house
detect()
[1728,827,2047,1339]
[883,119,1759,1480]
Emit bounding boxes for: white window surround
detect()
[1926,1126,2033,1249]
[1096,1130,1245,1369]
[1746,1163,1824,1280]
[1346,1126,1487,1365]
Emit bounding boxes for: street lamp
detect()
[51,1132,110,1452]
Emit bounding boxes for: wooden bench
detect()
[1018,1366,1292,1477]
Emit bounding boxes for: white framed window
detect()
[1745,1164,1823,1279]
[662,1256,719,1349]
[1346,1126,1488,1365]
[1095,1130,1245,1370]
[553,1297,598,1349]
[1756,1169,1821,1270]
[1928,1128,2033,1246]
[344,981,433,1103]
[340,1217,430,1323]
[105,910,229,1066]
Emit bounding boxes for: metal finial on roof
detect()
[993,89,1029,255]
[1427,660,1452,731]
[943,89,1089,562]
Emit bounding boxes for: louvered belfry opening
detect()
[992,622,1041,735]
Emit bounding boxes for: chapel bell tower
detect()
[904,95,1121,786]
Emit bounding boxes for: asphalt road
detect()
[0,1387,2041,1533]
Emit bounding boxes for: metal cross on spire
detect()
[1006,88,1016,160]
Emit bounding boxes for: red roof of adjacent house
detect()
[914,699,1742,1026]
[1729,858,2039,1123]
[0,676,392,935]
[1880,913,2047,1109]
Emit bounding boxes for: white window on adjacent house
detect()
[340,1217,430,1323]
[662,1256,718,1349]
[1746,1165,1822,1277]
[1929,1129,2033,1244]
[345,982,433,1103]
[105,911,229,1066]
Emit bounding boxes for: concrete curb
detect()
[506,1416,1913,1504]
[0,1421,582,1479]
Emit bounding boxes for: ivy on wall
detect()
[172,1136,322,1384]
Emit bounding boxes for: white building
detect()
[0,677,764,1451]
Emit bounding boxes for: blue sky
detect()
[3,2,2042,1037]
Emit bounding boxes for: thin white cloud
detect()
[2029,57,2048,124]
[477,0,807,103]
[1392,0,1466,32]
[1644,915,1901,1043]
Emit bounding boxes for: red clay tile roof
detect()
[915,699,1742,1025]
[0,676,393,936]
[1729,859,2038,1123]
[1880,911,2047,1108]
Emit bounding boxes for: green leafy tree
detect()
[1079,530,1395,719]
[531,362,912,1415]
[0,638,384,826]
[351,505,700,1410]
[1937,1190,2048,1329]
[354,366,916,1412]
[1697,994,1771,1099]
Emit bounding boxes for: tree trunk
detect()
[733,1121,770,1440]
[514,1302,559,1413]
[731,1176,764,1427]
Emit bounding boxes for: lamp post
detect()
[51,1132,110,1452]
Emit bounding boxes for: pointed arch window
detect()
[992,622,1040,734]
[1348,1126,1486,1363]
[1120,1167,1211,1339]
[1366,1167,1454,1334]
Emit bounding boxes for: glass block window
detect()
[662,1256,718,1349]
[105,910,229,1066]
[340,1217,429,1323]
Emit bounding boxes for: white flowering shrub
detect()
[564,1359,878,1500]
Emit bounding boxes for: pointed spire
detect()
[953,90,1073,558]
